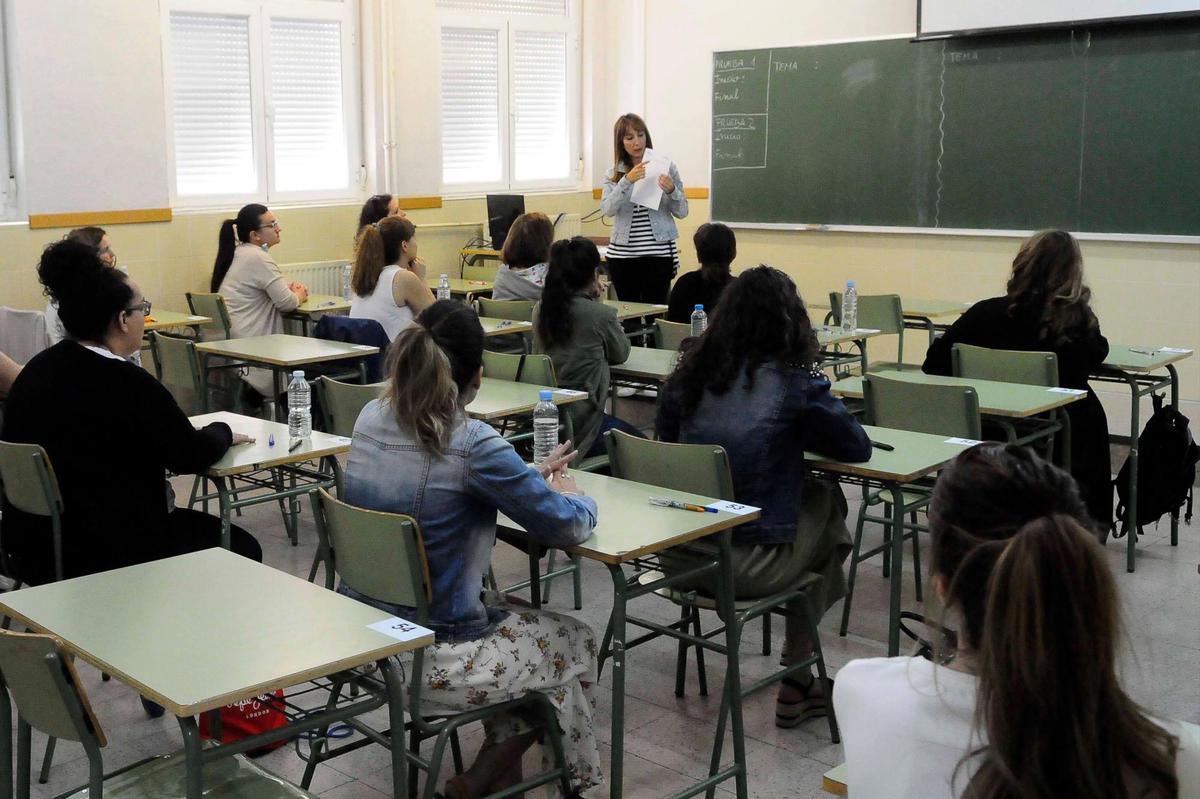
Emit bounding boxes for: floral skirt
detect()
[399,602,603,795]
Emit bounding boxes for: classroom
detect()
[0,1,1196,798]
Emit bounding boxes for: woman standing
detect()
[600,113,688,304]
[348,217,434,341]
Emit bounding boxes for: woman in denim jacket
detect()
[656,266,871,728]
[342,301,604,798]
[600,113,689,304]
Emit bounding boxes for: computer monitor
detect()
[486,194,525,251]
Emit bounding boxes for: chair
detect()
[0,442,64,586]
[604,430,839,746]
[315,377,386,438]
[0,308,51,364]
[0,628,319,799]
[312,316,389,383]
[184,292,233,341]
[149,332,207,414]
[481,350,556,387]
[839,374,981,636]
[305,489,573,799]
[462,261,498,283]
[475,298,535,355]
[654,319,691,351]
[829,292,907,372]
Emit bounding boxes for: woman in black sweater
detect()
[1,240,262,586]
[666,222,736,324]
[922,230,1112,532]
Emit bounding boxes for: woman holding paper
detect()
[600,113,689,304]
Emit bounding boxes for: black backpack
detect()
[1113,393,1199,539]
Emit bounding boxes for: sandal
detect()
[775,675,832,729]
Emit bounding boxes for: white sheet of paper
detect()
[555,389,588,397]
[705,500,761,516]
[1047,387,1086,394]
[944,437,983,446]
[1160,347,1192,354]
[629,148,671,210]
[367,616,432,643]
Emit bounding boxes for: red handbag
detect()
[199,689,290,755]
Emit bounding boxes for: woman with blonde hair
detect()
[348,216,434,340]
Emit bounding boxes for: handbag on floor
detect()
[199,689,290,755]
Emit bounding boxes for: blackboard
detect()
[709,20,1200,237]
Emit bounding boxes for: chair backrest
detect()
[0,442,63,519]
[185,292,233,340]
[654,319,691,351]
[0,307,52,364]
[312,316,390,382]
[481,351,557,386]
[829,292,904,336]
[951,343,1059,387]
[462,262,498,283]
[863,374,982,439]
[476,297,536,322]
[150,332,205,414]
[605,430,735,500]
[314,489,431,613]
[0,629,106,747]
[316,377,386,438]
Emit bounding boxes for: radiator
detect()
[283,260,348,296]
[553,213,582,239]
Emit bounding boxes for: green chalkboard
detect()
[710,20,1200,236]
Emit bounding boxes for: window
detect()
[162,0,361,206]
[437,0,579,193]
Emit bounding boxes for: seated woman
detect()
[1,240,262,586]
[348,217,434,341]
[342,300,603,798]
[45,226,118,346]
[922,229,1112,532]
[211,203,308,399]
[666,221,736,324]
[656,265,871,726]
[492,211,554,301]
[534,236,637,458]
[355,193,405,242]
[834,443,1199,798]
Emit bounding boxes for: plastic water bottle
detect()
[437,274,452,301]
[287,371,312,443]
[690,304,707,337]
[841,280,858,333]
[342,264,352,301]
[532,390,559,465]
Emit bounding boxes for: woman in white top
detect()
[211,203,308,398]
[349,217,434,341]
[834,443,1199,799]
[45,226,117,345]
[491,211,553,301]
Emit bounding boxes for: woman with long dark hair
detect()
[348,216,433,340]
[835,443,1199,798]
[922,229,1112,532]
[343,301,603,798]
[656,265,871,726]
[354,193,405,241]
[534,236,636,457]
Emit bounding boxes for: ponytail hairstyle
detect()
[352,217,417,297]
[536,237,600,350]
[383,300,484,453]
[692,222,736,284]
[357,194,394,236]
[1005,229,1097,346]
[211,203,269,292]
[38,240,133,342]
[929,444,1179,799]
[501,211,554,269]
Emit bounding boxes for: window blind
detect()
[441,27,502,185]
[512,30,568,181]
[168,13,257,196]
[437,0,566,16]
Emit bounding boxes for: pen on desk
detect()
[649,497,717,513]
[870,440,895,452]
[288,438,304,452]
[268,434,275,447]
[1129,348,1158,356]
[318,300,337,308]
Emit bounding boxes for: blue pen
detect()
[268,434,275,447]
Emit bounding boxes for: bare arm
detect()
[0,351,20,397]
[392,268,436,316]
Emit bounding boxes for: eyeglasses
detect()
[258,220,281,231]
[124,299,151,316]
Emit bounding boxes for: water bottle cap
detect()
[440,274,449,279]
[539,390,553,401]
[293,370,305,379]
[846,279,856,288]
[694,304,704,311]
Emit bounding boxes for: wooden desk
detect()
[603,299,669,321]
[816,325,884,374]
[286,294,351,335]
[812,296,969,344]
[823,763,848,796]
[0,548,431,799]
[500,471,759,798]
[426,277,493,301]
[611,346,677,383]
[1092,344,1194,571]
[479,316,533,337]
[143,310,211,334]
[466,377,587,421]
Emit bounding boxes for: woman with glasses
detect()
[45,226,118,346]
[2,240,263,587]
[211,203,309,399]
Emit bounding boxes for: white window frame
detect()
[437,1,581,196]
[161,0,363,209]
[0,2,17,219]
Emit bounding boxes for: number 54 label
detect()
[367,617,432,643]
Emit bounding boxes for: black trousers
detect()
[157,507,264,563]
[607,256,674,304]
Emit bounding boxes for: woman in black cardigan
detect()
[1,240,262,586]
[922,230,1113,532]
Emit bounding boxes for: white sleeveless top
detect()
[350,264,414,341]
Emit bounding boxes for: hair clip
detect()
[372,221,382,231]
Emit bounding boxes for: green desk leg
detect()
[0,672,12,799]
[888,484,905,656]
[379,657,410,799]
[273,368,286,422]
[704,532,749,799]
[1124,372,1141,573]
[605,563,629,797]
[216,475,233,550]
[178,715,204,798]
[857,336,869,374]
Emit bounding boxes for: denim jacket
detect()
[656,360,871,546]
[341,399,598,642]
[601,161,689,245]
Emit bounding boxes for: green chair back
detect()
[0,442,65,582]
[951,343,1059,387]
[654,320,691,351]
[463,262,498,283]
[185,292,233,340]
[316,377,386,438]
[830,292,905,363]
[605,430,735,501]
[150,332,205,414]
[476,297,536,323]
[314,489,431,614]
[481,351,557,386]
[0,629,105,747]
[863,373,982,440]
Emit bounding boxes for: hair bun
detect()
[37,239,107,302]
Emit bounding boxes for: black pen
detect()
[288,438,304,452]
[871,440,895,452]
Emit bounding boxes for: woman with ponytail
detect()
[342,300,603,798]
[211,204,308,397]
[834,443,1199,798]
[348,216,433,340]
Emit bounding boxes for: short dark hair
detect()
[693,222,736,281]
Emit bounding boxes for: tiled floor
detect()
[11,402,1198,798]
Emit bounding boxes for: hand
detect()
[626,162,647,183]
[231,433,256,445]
[536,440,577,478]
[658,174,676,194]
[291,282,309,303]
[548,470,582,496]
[408,257,427,280]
